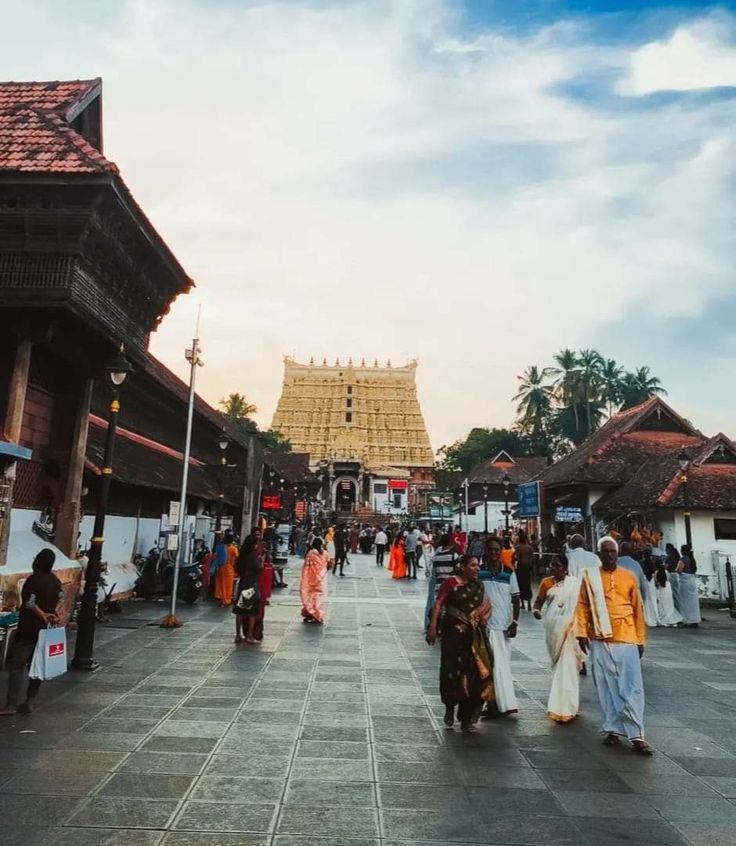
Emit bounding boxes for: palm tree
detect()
[513,366,553,440]
[548,348,581,432]
[219,392,258,420]
[577,348,604,435]
[619,368,667,410]
[600,358,624,416]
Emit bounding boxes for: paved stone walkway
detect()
[1,553,736,845]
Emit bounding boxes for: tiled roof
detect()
[269,452,317,484]
[467,455,547,485]
[537,397,702,488]
[0,79,116,174]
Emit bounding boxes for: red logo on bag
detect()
[48,643,65,657]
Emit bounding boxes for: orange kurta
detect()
[213,543,238,606]
[500,548,514,570]
[576,566,645,645]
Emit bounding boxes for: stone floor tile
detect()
[47,829,165,846]
[573,817,688,846]
[68,797,179,829]
[535,767,633,793]
[118,752,208,774]
[619,771,720,796]
[1,769,106,795]
[0,793,72,826]
[673,757,736,777]
[377,760,463,785]
[381,807,488,843]
[699,776,736,798]
[173,801,277,833]
[643,794,736,823]
[161,834,268,846]
[277,805,379,838]
[189,775,285,803]
[673,822,736,846]
[296,740,369,759]
[98,772,195,799]
[289,758,373,782]
[553,789,659,819]
[141,735,220,754]
[284,778,376,806]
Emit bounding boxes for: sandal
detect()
[603,733,620,746]
[234,636,244,643]
[443,708,455,727]
[632,739,654,756]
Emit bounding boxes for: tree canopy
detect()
[219,391,291,453]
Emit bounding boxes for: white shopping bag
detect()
[28,627,68,680]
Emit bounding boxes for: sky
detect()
[3,0,736,450]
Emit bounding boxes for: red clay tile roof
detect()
[467,455,547,485]
[537,397,703,488]
[0,79,116,174]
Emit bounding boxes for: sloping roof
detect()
[269,452,315,484]
[467,455,547,485]
[0,79,115,173]
[86,422,221,501]
[537,397,702,488]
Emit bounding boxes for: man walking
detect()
[617,541,648,599]
[424,533,457,627]
[576,537,652,756]
[480,536,520,717]
[333,525,348,577]
[566,534,600,578]
[375,527,388,567]
[404,525,418,579]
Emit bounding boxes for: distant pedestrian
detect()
[664,543,681,610]
[424,533,457,626]
[617,542,648,599]
[213,532,238,608]
[654,564,682,627]
[233,529,263,644]
[300,538,330,624]
[404,526,418,579]
[1,549,62,716]
[514,530,535,611]
[678,545,701,627]
[389,535,406,580]
[374,528,388,566]
[333,525,348,577]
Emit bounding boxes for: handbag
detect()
[29,626,67,681]
[235,586,259,611]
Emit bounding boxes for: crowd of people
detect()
[427,530,703,755]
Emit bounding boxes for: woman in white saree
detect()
[533,554,581,724]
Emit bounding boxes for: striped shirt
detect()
[431,547,457,586]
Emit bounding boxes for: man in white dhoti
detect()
[480,536,520,718]
[576,537,653,756]
[677,545,701,627]
[566,534,600,578]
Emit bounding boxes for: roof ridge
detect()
[37,109,117,173]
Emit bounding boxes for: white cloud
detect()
[620,17,736,95]
[2,1,735,448]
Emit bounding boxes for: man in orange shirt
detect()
[576,537,652,756]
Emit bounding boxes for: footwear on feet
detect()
[17,700,34,715]
[443,707,455,727]
[0,706,18,716]
[603,733,621,746]
[234,635,244,643]
[632,739,654,756]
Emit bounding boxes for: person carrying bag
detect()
[1,548,64,716]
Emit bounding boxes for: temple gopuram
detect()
[271,357,434,517]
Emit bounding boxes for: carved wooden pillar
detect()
[55,379,93,558]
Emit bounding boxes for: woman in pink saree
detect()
[300,537,330,624]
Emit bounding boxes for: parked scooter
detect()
[134,546,202,604]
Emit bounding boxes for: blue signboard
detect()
[517,481,542,518]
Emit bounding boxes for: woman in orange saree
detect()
[390,536,407,580]
[300,537,330,624]
[213,533,238,607]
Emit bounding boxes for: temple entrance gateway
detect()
[333,477,358,512]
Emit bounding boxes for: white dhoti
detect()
[669,571,681,611]
[589,640,645,740]
[543,576,581,723]
[489,629,518,715]
[643,580,659,627]
[656,581,682,627]
[678,573,701,625]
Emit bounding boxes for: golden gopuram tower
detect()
[271,357,434,515]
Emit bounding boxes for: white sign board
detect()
[168,501,181,528]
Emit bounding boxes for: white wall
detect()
[670,510,736,599]
[5,508,79,575]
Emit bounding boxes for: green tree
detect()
[219,391,291,452]
[219,392,258,420]
[436,427,538,474]
[549,348,581,433]
[258,429,292,453]
[600,358,624,416]
[513,366,553,445]
[618,367,667,410]
[577,348,604,436]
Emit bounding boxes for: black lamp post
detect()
[483,484,489,534]
[678,449,693,552]
[502,472,511,534]
[72,346,132,671]
[214,431,231,542]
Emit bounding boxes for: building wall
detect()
[667,510,736,599]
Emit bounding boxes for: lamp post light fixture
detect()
[678,448,693,552]
[72,345,132,671]
[502,471,511,534]
[483,483,489,535]
[214,431,231,542]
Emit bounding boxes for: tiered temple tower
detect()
[271,357,434,515]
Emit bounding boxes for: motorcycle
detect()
[134,546,202,604]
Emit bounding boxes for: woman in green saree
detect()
[427,554,494,731]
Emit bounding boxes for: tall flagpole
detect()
[162,310,203,628]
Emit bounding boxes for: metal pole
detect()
[72,389,120,670]
[464,479,469,536]
[215,452,225,540]
[504,489,510,533]
[725,557,736,618]
[162,337,201,628]
[682,473,693,552]
[484,495,488,535]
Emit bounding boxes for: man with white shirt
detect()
[374,527,388,567]
[566,534,600,578]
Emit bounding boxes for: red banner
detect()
[295,500,307,519]
[261,493,282,510]
[388,480,407,490]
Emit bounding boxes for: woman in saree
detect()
[300,537,330,624]
[213,532,238,607]
[427,554,494,731]
[233,529,263,644]
[533,554,581,723]
[389,534,407,580]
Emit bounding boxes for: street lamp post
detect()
[214,431,231,543]
[72,346,132,671]
[678,449,693,551]
[483,483,489,534]
[502,472,511,534]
